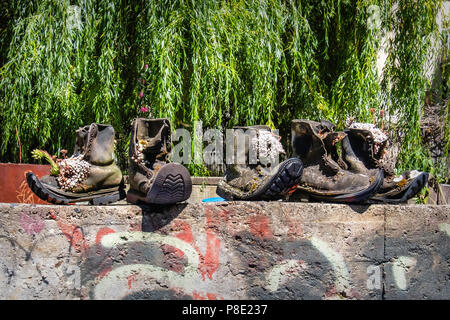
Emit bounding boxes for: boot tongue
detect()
[83,124,116,165]
[134,119,171,168]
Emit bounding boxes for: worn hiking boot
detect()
[290,119,384,203]
[216,126,304,201]
[126,118,192,205]
[342,123,429,203]
[27,123,126,205]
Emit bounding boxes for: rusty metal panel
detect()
[0,163,51,204]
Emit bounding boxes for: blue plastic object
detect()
[202,197,226,202]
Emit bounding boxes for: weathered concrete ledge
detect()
[0,202,449,300]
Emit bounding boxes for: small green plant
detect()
[187,163,211,177]
[31,149,59,176]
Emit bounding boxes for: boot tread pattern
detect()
[155,173,186,202]
[261,160,303,199]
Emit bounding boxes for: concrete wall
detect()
[0,202,449,300]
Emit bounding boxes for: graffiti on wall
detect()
[0,207,449,299]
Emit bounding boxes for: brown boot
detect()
[216,126,303,200]
[126,118,192,205]
[290,119,384,203]
[342,123,429,203]
[27,123,125,205]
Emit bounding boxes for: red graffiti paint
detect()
[20,213,44,236]
[206,293,218,300]
[249,215,273,239]
[96,227,116,245]
[97,267,112,280]
[192,291,206,300]
[56,219,88,253]
[198,230,221,281]
[172,221,194,244]
[49,209,57,220]
[127,274,137,289]
[283,214,303,239]
[171,221,193,260]
[0,164,51,204]
[191,291,223,300]
[173,209,221,281]
[205,205,233,231]
[160,244,185,274]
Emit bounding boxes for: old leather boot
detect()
[216,126,303,201]
[342,123,429,203]
[127,118,192,204]
[27,123,126,205]
[290,119,384,203]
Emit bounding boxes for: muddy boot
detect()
[27,123,126,205]
[126,118,192,205]
[342,123,429,203]
[290,119,384,203]
[216,126,304,201]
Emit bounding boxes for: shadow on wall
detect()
[139,203,188,232]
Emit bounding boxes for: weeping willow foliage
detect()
[0,0,448,179]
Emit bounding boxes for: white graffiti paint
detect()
[438,223,450,237]
[265,259,306,292]
[96,231,202,299]
[264,236,353,297]
[309,236,352,294]
[392,256,416,290]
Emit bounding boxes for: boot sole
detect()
[126,163,192,205]
[369,172,429,204]
[299,169,384,203]
[216,158,304,201]
[26,172,126,205]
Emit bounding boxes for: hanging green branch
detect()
[0,0,447,181]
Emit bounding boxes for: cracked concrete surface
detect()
[0,202,449,300]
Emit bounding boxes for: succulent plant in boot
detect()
[216,126,304,201]
[342,122,429,203]
[127,118,192,205]
[290,119,384,203]
[27,123,126,205]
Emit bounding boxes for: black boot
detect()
[342,123,429,203]
[290,119,384,203]
[216,126,303,201]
